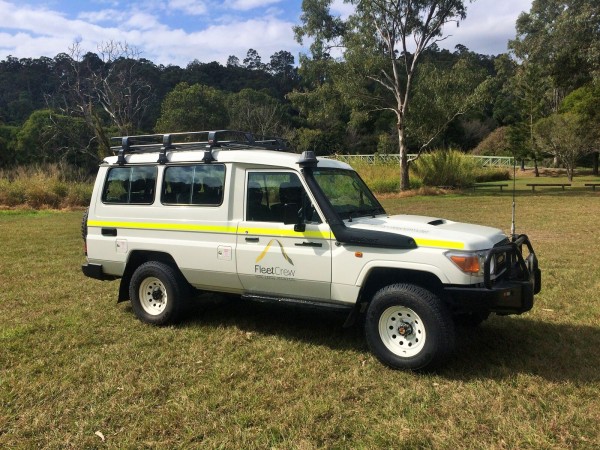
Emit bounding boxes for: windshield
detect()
[312,168,386,221]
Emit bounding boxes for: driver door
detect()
[236,171,332,300]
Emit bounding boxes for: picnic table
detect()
[526,183,571,191]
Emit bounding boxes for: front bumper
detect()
[444,234,541,315]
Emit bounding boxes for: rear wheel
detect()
[129,261,189,325]
[365,283,455,371]
[81,207,89,240]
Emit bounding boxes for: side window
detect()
[162,164,225,206]
[246,172,321,224]
[102,166,156,204]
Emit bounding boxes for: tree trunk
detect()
[398,121,410,191]
[534,157,539,177]
[566,165,573,182]
[593,151,599,176]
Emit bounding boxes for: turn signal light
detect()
[449,255,480,274]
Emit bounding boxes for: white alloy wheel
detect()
[378,305,426,358]
[138,276,168,316]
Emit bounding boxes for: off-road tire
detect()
[81,207,89,240]
[365,283,455,371]
[129,261,190,325]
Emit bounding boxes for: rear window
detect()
[102,166,157,204]
[162,164,225,206]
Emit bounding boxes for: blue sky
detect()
[0,0,532,67]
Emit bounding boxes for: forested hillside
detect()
[0,0,598,186]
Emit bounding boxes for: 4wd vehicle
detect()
[82,130,541,371]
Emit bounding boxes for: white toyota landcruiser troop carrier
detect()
[82,130,541,371]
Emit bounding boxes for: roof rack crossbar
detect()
[110,130,288,163]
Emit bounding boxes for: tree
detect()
[243,49,264,71]
[0,123,18,166]
[560,83,600,175]
[510,0,600,92]
[226,89,288,137]
[296,0,469,190]
[15,109,95,167]
[53,41,154,157]
[533,112,593,181]
[510,63,552,174]
[155,82,227,132]
[402,57,491,152]
[472,126,511,156]
[226,55,241,67]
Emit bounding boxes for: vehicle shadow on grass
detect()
[179,295,600,383]
[442,317,600,383]
[182,293,366,352]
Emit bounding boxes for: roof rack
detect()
[110,130,288,165]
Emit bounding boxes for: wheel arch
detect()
[343,266,446,327]
[359,266,446,303]
[118,250,183,302]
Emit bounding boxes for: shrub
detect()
[413,150,477,188]
[0,164,95,208]
[474,168,511,183]
[63,183,93,208]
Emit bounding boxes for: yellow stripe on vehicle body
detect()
[413,238,464,250]
[87,220,238,234]
[88,221,458,247]
[238,226,331,239]
[88,220,331,239]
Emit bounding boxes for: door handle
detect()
[245,237,259,243]
[295,242,323,247]
[101,228,117,237]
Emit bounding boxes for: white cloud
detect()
[0,0,533,67]
[0,0,302,66]
[440,0,532,55]
[330,0,354,19]
[226,0,282,12]
[77,8,126,24]
[139,18,299,65]
[167,0,208,16]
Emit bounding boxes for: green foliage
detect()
[413,150,477,188]
[14,110,97,168]
[533,112,593,181]
[226,89,289,136]
[406,57,492,151]
[286,127,344,156]
[473,168,511,183]
[472,126,512,156]
[0,124,18,166]
[510,0,600,90]
[155,83,228,132]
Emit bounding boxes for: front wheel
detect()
[129,261,189,325]
[365,284,455,371]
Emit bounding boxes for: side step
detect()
[241,293,353,313]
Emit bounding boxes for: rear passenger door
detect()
[236,171,332,300]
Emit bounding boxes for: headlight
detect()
[445,251,490,276]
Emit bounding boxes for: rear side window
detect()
[102,166,157,204]
[162,164,225,206]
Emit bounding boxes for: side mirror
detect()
[283,203,306,232]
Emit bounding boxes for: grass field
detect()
[1,189,599,448]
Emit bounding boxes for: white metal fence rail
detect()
[329,154,514,168]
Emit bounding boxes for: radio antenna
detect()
[510,156,517,241]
